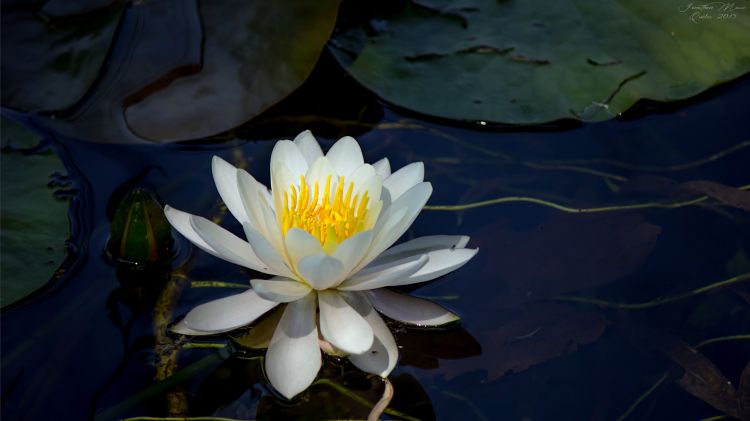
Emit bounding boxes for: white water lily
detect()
[165,131,477,399]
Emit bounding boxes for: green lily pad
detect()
[1,118,70,307]
[330,0,750,124]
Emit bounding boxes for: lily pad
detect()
[123,0,341,142]
[330,0,750,124]
[0,118,70,307]
[0,2,124,112]
[38,0,340,143]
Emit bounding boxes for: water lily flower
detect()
[165,131,477,399]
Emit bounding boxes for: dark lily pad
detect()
[0,118,70,307]
[0,2,124,112]
[123,0,341,142]
[330,0,750,124]
[39,0,341,143]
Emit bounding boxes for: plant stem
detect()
[367,378,394,421]
[424,184,750,213]
[553,272,750,309]
[190,281,249,289]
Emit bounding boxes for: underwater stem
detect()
[424,184,750,213]
[553,272,750,309]
[190,281,250,289]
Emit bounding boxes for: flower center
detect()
[281,175,370,253]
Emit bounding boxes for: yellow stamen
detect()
[280,174,374,253]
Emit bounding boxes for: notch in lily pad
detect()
[108,188,175,265]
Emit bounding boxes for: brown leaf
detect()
[477,213,660,301]
[647,331,740,418]
[739,361,750,420]
[398,326,482,370]
[682,180,750,212]
[440,303,608,381]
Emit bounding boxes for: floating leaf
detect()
[123,0,341,142]
[0,118,70,307]
[440,303,608,380]
[38,0,340,143]
[331,0,750,124]
[0,3,124,112]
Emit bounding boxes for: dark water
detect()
[3,7,750,421]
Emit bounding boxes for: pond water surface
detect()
[2,14,750,421]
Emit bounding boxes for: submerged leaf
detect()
[681,180,750,212]
[647,330,740,418]
[478,213,660,301]
[397,325,482,369]
[331,0,750,124]
[440,303,608,381]
[739,362,750,420]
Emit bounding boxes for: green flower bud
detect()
[109,188,174,264]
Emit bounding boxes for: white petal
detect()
[293,130,324,164]
[257,201,288,261]
[237,169,273,235]
[243,225,295,278]
[270,161,297,223]
[337,254,428,291]
[165,205,271,273]
[211,156,249,225]
[318,290,374,354]
[326,136,364,177]
[164,205,220,257]
[375,235,470,263]
[354,182,432,272]
[183,289,279,332]
[367,289,459,326]
[305,156,336,192]
[344,292,398,377]
[404,247,478,284]
[347,164,381,205]
[171,319,238,336]
[383,162,424,201]
[297,253,345,290]
[372,158,391,180]
[189,215,270,272]
[265,292,321,399]
[251,277,312,302]
[331,230,373,282]
[270,140,309,177]
[284,228,323,267]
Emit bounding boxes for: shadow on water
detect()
[2,3,750,421]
